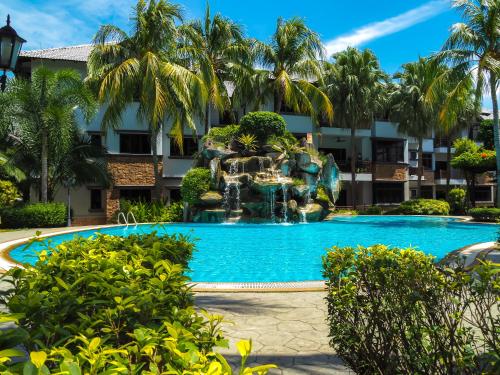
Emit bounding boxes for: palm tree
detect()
[87,0,206,199]
[430,68,477,199]
[50,130,111,226]
[256,17,333,123]
[0,67,96,202]
[323,47,388,209]
[435,0,499,205]
[391,58,445,198]
[178,3,252,132]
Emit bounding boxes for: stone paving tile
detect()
[195,292,351,374]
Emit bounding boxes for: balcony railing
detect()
[336,161,372,173]
[373,163,409,181]
[434,169,465,180]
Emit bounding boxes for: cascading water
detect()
[223,160,241,214]
[258,158,265,173]
[269,189,276,223]
[299,210,307,223]
[281,183,288,223]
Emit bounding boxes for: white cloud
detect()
[0,0,134,50]
[324,0,451,56]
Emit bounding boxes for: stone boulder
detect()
[202,143,238,160]
[288,199,298,213]
[321,153,341,203]
[223,156,272,174]
[209,157,222,190]
[292,184,310,199]
[242,201,269,217]
[199,191,224,206]
[296,152,322,174]
[193,209,226,223]
[303,203,325,222]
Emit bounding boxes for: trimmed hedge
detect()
[239,111,286,142]
[469,207,500,222]
[181,167,211,205]
[202,124,240,146]
[359,206,383,215]
[0,202,67,228]
[397,199,450,215]
[120,200,183,223]
[448,188,467,215]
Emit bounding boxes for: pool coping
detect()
[0,216,496,292]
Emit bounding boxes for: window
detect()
[373,183,404,204]
[373,140,404,163]
[422,153,433,169]
[421,186,434,199]
[88,132,102,147]
[120,133,151,154]
[319,148,347,162]
[90,189,103,210]
[474,187,492,202]
[411,189,417,199]
[170,137,198,157]
[169,188,182,202]
[120,189,151,202]
[410,151,418,161]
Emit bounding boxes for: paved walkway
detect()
[0,226,112,243]
[195,292,350,374]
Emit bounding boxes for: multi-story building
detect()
[16,45,496,224]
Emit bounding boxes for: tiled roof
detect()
[20,44,92,62]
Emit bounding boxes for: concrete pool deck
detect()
[195,291,350,374]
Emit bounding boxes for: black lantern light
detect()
[0,15,26,91]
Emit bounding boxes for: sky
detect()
[1,0,494,108]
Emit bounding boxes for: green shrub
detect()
[0,202,67,228]
[0,180,21,207]
[359,205,383,215]
[239,111,286,142]
[448,188,467,215]
[0,234,276,374]
[469,207,500,222]
[120,200,183,222]
[323,245,499,374]
[397,199,450,215]
[202,124,240,146]
[181,167,211,205]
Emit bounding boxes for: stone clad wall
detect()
[373,163,409,182]
[105,155,163,222]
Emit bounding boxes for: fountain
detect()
[189,113,340,223]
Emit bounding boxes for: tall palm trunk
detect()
[204,103,211,135]
[274,86,283,113]
[445,136,452,200]
[350,124,357,209]
[41,130,48,203]
[151,130,162,201]
[489,72,500,207]
[67,186,72,227]
[417,137,423,198]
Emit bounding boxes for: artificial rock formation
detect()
[190,140,340,223]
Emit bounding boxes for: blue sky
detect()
[6,0,495,108]
[4,0,460,75]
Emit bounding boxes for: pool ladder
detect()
[117,211,138,228]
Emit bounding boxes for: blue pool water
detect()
[8,216,498,282]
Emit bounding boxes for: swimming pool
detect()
[6,216,498,282]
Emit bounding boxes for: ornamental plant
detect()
[397,198,450,215]
[448,188,467,214]
[181,167,211,205]
[323,245,499,374]
[239,112,286,143]
[0,233,277,374]
[0,180,21,207]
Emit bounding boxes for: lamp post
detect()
[0,15,26,92]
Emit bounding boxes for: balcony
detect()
[336,160,372,173]
[434,169,466,185]
[409,168,435,184]
[373,163,409,181]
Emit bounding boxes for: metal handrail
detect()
[117,212,127,225]
[126,211,138,227]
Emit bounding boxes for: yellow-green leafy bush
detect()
[0,180,21,207]
[0,233,277,374]
[397,199,450,215]
[181,168,211,205]
[323,245,499,374]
